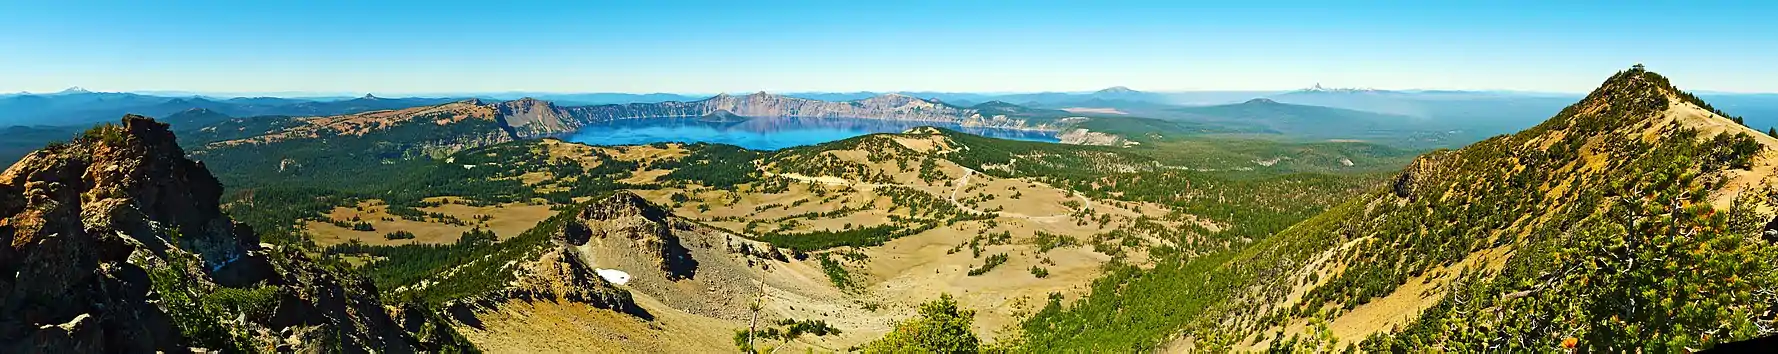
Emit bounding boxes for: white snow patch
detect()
[595,269,631,285]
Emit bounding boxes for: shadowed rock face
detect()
[1390,151,1449,201]
[1,116,247,270]
[447,195,667,325]
[0,116,231,352]
[577,192,698,280]
[0,116,460,353]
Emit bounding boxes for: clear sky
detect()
[2,0,1774,94]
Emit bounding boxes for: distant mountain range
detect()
[9,86,1778,147]
[0,89,461,126]
[1165,98,1423,138]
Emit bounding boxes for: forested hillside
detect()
[1020,67,1778,352]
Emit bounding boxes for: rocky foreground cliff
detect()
[0,116,469,352]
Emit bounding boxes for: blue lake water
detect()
[564,117,1059,150]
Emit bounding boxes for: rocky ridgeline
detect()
[444,244,646,321]
[570,192,698,280]
[1057,128,1129,146]
[0,116,463,352]
[443,192,691,323]
[495,92,1057,137]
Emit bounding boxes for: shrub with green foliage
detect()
[148,253,263,352]
[966,253,1008,276]
[862,294,981,353]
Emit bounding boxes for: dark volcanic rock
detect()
[0,115,465,352]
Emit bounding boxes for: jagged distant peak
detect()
[51,86,92,95]
[1096,86,1141,94]
[1296,83,1386,93]
[1243,98,1280,105]
[359,93,381,100]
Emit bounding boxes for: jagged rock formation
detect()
[445,192,700,326]
[445,244,646,321]
[0,116,464,352]
[574,192,698,280]
[1057,128,1130,146]
[1388,151,1450,200]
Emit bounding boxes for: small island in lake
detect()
[698,109,750,123]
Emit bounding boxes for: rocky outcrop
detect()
[576,192,698,280]
[3,116,249,270]
[1057,128,1129,146]
[441,242,648,323]
[1390,151,1450,200]
[443,196,666,323]
[0,116,464,352]
[491,97,574,135]
[505,246,642,313]
[1,117,239,352]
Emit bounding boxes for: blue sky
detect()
[2,0,1774,94]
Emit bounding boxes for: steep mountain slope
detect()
[439,192,854,352]
[0,116,470,352]
[297,122,1396,351]
[1023,67,1778,352]
[189,100,519,189]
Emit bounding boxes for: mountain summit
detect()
[1155,66,1778,351]
[0,116,470,352]
[1096,86,1140,94]
[50,86,92,95]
